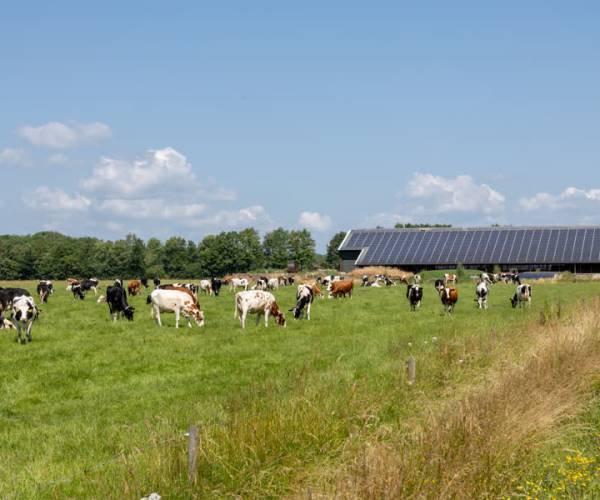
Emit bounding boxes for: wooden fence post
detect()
[406,356,416,385]
[188,425,198,485]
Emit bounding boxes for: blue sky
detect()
[1,1,600,250]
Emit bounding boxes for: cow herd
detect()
[0,270,534,344]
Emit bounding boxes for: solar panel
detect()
[338,227,600,267]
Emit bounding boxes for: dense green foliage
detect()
[0,277,597,497]
[325,231,347,269]
[0,228,318,279]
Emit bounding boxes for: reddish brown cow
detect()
[329,279,354,299]
[127,280,142,296]
[439,287,458,314]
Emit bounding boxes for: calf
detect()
[149,289,205,328]
[511,284,532,308]
[406,284,423,311]
[127,280,142,296]
[329,279,353,299]
[234,290,286,329]
[439,287,459,314]
[37,282,52,303]
[107,284,135,320]
[475,281,489,309]
[11,295,38,344]
[289,284,314,320]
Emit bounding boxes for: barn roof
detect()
[338,226,600,266]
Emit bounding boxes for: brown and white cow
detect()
[444,273,458,285]
[234,291,286,329]
[148,289,205,328]
[329,279,354,299]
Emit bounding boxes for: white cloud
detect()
[0,148,27,165]
[298,211,332,231]
[99,198,207,219]
[364,212,414,227]
[520,187,600,211]
[187,205,270,227]
[18,121,111,148]
[407,172,505,215]
[82,147,197,196]
[25,187,91,212]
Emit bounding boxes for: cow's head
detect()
[123,306,135,321]
[510,294,518,308]
[271,303,286,327]
[191,306,205,327]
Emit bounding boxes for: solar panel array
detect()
[339,227,600,266]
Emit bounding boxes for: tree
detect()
[288,229,315,270]
[263,228,290,269]
[237,228,264,271]
[162,237,188,278]
[145,238,164,278]
[325,231,347,269]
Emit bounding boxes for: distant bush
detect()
[457,262,466,281]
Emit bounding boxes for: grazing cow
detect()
[289,284,314,320]
[444,273,458,285]
[406,284,423,311]
[127,280,142,296]
[106,284,135,321]
[172,283,199,298]
[211,278,223,296]
[253,279,268,291]
[141,278,149,288]
[80,278,100,296]
[511,284,532,308]
[267,278,279,290]
[439,287,459,314]
[329,279,354,299]
[475,281,489,309]
[37,282,52,303]
[200,279,213,296]
[0,287,31,313]
[511,273,522,285]
[38,279,53,293]
[148,289,205,328]
[230,278,249,292]
[66,278,79,289]
[153,277,161,288]
[234,290,286,329]
[11,295,38,344]
[71,284,85,300]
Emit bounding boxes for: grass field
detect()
[1,275,600,498]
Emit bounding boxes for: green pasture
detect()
[0,277,598,498]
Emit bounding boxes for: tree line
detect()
[0,229,348,280]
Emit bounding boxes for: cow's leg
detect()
[175,309,180,328]
[187,313,192,328]
[306,302,311,320]
[26,321,33,342]
[255,312,261,326]
[264,308,271,327]
[153,305,162,326]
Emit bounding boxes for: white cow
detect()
[229,278,249,292]
[267,278,279,290]
[234,291,286,329]
[511,284,532,308]
[11,295,38,344]
[475,281,489,309]
[149,289,205,328]
[199,279,213,296]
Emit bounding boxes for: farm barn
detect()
[338,226,600,273]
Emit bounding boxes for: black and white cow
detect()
[153,277,161,288]
[140,278,149,288]
[71,284,85,300]
[11,295,38,344]
[434,279,445,293]
[289,284,314,320]
[511,284,532,308]
[406,284,423,311]
[475,281,489,309]
[211,278,223,296]
[361,275,369,287]
[106,282,135,321]
[37,281,52,303]
[0,287,32,313]
[80,278,100,296]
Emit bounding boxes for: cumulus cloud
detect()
[25,187,91,212]
[0,148,27,165]
[18,121,111,148]
[99,198,207,219]
[298,211,332,231]
[364,212,414,227]
[520,187,600,211]
[188,205,270,227]
[48,153,69,165]
[407,172,505,215]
